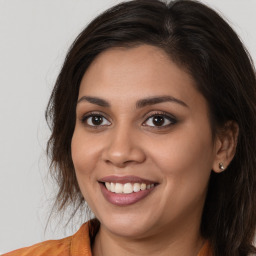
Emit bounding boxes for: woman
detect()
[4,0,256,255]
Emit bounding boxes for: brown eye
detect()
[91,115,103,125]
[82,114,111,126]
[143,114,176,127]
[152,116,165,126]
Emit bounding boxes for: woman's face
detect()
[72,45,219,239]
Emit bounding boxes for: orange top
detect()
[3,222,212,256]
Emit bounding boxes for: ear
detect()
[212,121,239,173]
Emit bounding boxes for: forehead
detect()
[78,45,207,111]
[81,45,195,91]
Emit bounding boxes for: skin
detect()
[71,45,236,255]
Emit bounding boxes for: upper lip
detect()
[98,175,158,184]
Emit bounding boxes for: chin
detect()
[96,210,158,238]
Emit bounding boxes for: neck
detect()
[92,219,205,256]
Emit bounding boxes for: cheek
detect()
[150,123,214,191]
[71,127,104,208]
[151,129,213,220]
[71,127,100,180]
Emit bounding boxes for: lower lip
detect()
[99,183,156,206]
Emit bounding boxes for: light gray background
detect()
[0,0,255,254]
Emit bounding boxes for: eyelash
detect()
[81,112,111,128]
[80,111,177,129]
[143,111,177,128]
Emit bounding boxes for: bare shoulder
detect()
[2,236,72,256]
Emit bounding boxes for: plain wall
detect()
[0,0,255,253]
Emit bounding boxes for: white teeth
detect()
[110,182,115,193]
[105,182,111,191]
[105,182,155,193]
[133,183,141,192]
[141,183,146,190]
[123,183,133,194]
[115,183,123,193]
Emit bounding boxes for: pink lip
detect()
[98,175,158,206]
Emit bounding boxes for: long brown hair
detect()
[46,0,256,255]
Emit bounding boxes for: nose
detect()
[102,125,146,168]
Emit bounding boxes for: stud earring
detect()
[219,162,225,171]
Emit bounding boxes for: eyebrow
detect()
[77,96,110,107]
[77,95,189,108]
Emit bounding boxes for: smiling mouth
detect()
[104,182,155,194]
[98,176,158,206]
